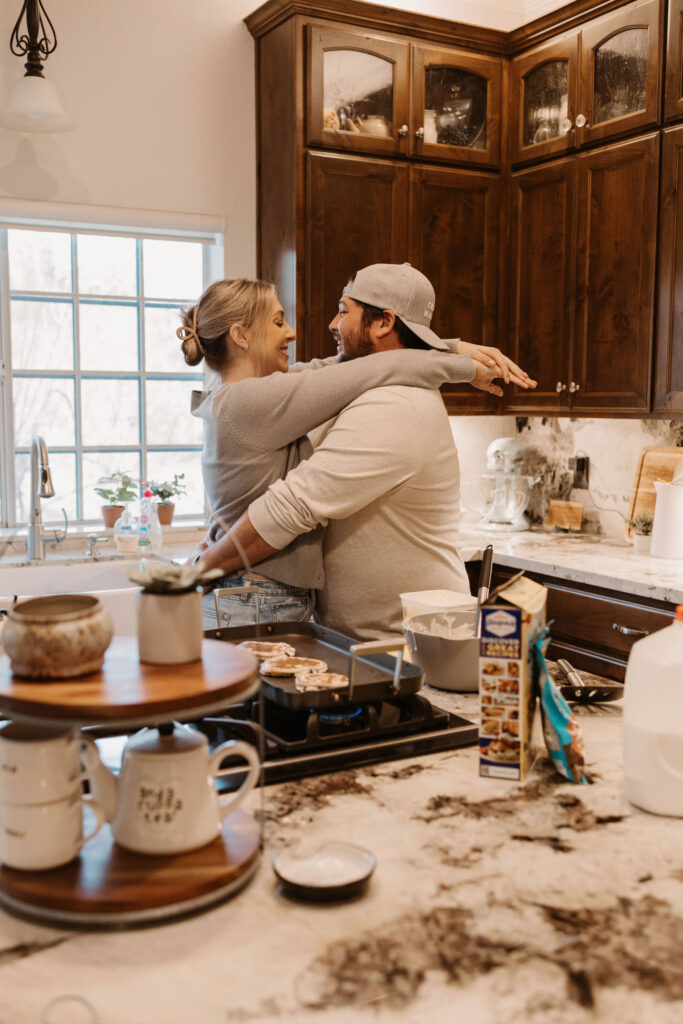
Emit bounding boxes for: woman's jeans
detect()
[203,575,315,630]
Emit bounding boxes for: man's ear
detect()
[373,309,396,339]
[228,323,250,351]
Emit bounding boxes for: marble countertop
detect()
[458,525,683,606]
[1,684,683,1024]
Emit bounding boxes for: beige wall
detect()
[0,0,259,277]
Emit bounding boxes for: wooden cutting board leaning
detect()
[627,446,683,537]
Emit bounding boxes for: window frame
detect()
[0,216,224,529]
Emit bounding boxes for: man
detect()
[198,263,535,640]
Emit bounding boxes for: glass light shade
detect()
[0,75,76,133]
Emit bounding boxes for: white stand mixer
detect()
[469,438,537,533]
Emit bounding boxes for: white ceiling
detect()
[360,0,569,32]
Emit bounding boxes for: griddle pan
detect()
[205,620,424,711]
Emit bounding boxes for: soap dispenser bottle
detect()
[137,485,162,553]
[113,506,139,553]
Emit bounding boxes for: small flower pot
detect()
[157,502,175,526]
[101,505,124,528]
[632,534,652,554]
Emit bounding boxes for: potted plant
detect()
[629,514,653,554]
[149,473,187,526]
[126,559,223,664]
[95,471,138,528]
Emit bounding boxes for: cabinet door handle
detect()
[575,113,587,128]
[398,124,408,137]
[613,622,649,637]
[555,381,566,392]
[415,127,424,140]
[569,381,580,393]
[561,118,573,133]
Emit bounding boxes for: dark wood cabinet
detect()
[507,158,576,412]
[510,0,661,166]
[306,24,503,168]
[304,154,502,412]
[410,44,502,168]
[665,0,683,120]
[307,25,411,158]
[655,124,683,413]
[410,165,503,412]
[510,35,579,165]
[249,0,669,421]
[573,134,658,412]
[305,152,409,360]
[507,133,658,414]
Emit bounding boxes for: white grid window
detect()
[0,225,220,528]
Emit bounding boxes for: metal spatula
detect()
[556,658,624,704]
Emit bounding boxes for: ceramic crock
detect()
[3,594,113,679]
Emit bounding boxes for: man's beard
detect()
[338,325,375,362]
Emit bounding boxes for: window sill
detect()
[0,520,208,563]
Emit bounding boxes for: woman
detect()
[177,278,519,629]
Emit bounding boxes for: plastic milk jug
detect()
[137,485,162,554]
[624,605,683,815]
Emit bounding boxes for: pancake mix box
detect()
[479,575,547,780]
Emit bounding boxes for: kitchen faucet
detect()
[27,435,56,561]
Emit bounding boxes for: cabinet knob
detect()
[575,114,587,128]
[555,381,566,393]
[561,118,573,134]
[569,381,580,393]
[398,124,408,137]
[415,127,424,140]
[613,622,649,637]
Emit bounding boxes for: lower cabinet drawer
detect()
[545,581,673,656]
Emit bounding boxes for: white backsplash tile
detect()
[450,415,683,540]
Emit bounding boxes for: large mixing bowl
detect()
[403,610,479,693]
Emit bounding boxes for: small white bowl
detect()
[272,842,376,901]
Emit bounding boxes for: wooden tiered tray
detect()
[0,810,261,927]
[0,636,263,926]
[0,636,260,726]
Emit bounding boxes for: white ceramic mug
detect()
[0,723,100,804]
[0,791,105,871]
[0,722,97,805]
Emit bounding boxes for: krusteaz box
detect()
[478,575,547,780]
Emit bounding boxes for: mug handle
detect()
[78,794,105,849]
[210,740,261,822]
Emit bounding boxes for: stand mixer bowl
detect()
[463,438,538,532]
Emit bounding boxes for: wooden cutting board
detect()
[627,445,683,533]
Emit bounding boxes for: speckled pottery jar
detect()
[3,595,114,680]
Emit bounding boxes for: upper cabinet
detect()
[665,0,683,120]
[307,26,502,168]
[511,0,661,165]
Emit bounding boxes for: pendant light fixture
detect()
[0,0,76,133]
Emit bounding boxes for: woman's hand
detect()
[456,340,537,389]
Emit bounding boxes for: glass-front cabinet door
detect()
[510,36,579,165]
[411,46,502,166]
[664,0,683,121]
[577,0,661,147]
[307,26,410,156]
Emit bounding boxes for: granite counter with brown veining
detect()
[458,525,683,606]
[0,683,682,1024]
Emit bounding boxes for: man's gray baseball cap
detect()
[342,262,449,351]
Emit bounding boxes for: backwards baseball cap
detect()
[342,262,448,351]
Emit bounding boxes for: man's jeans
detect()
[203,575,315,630]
